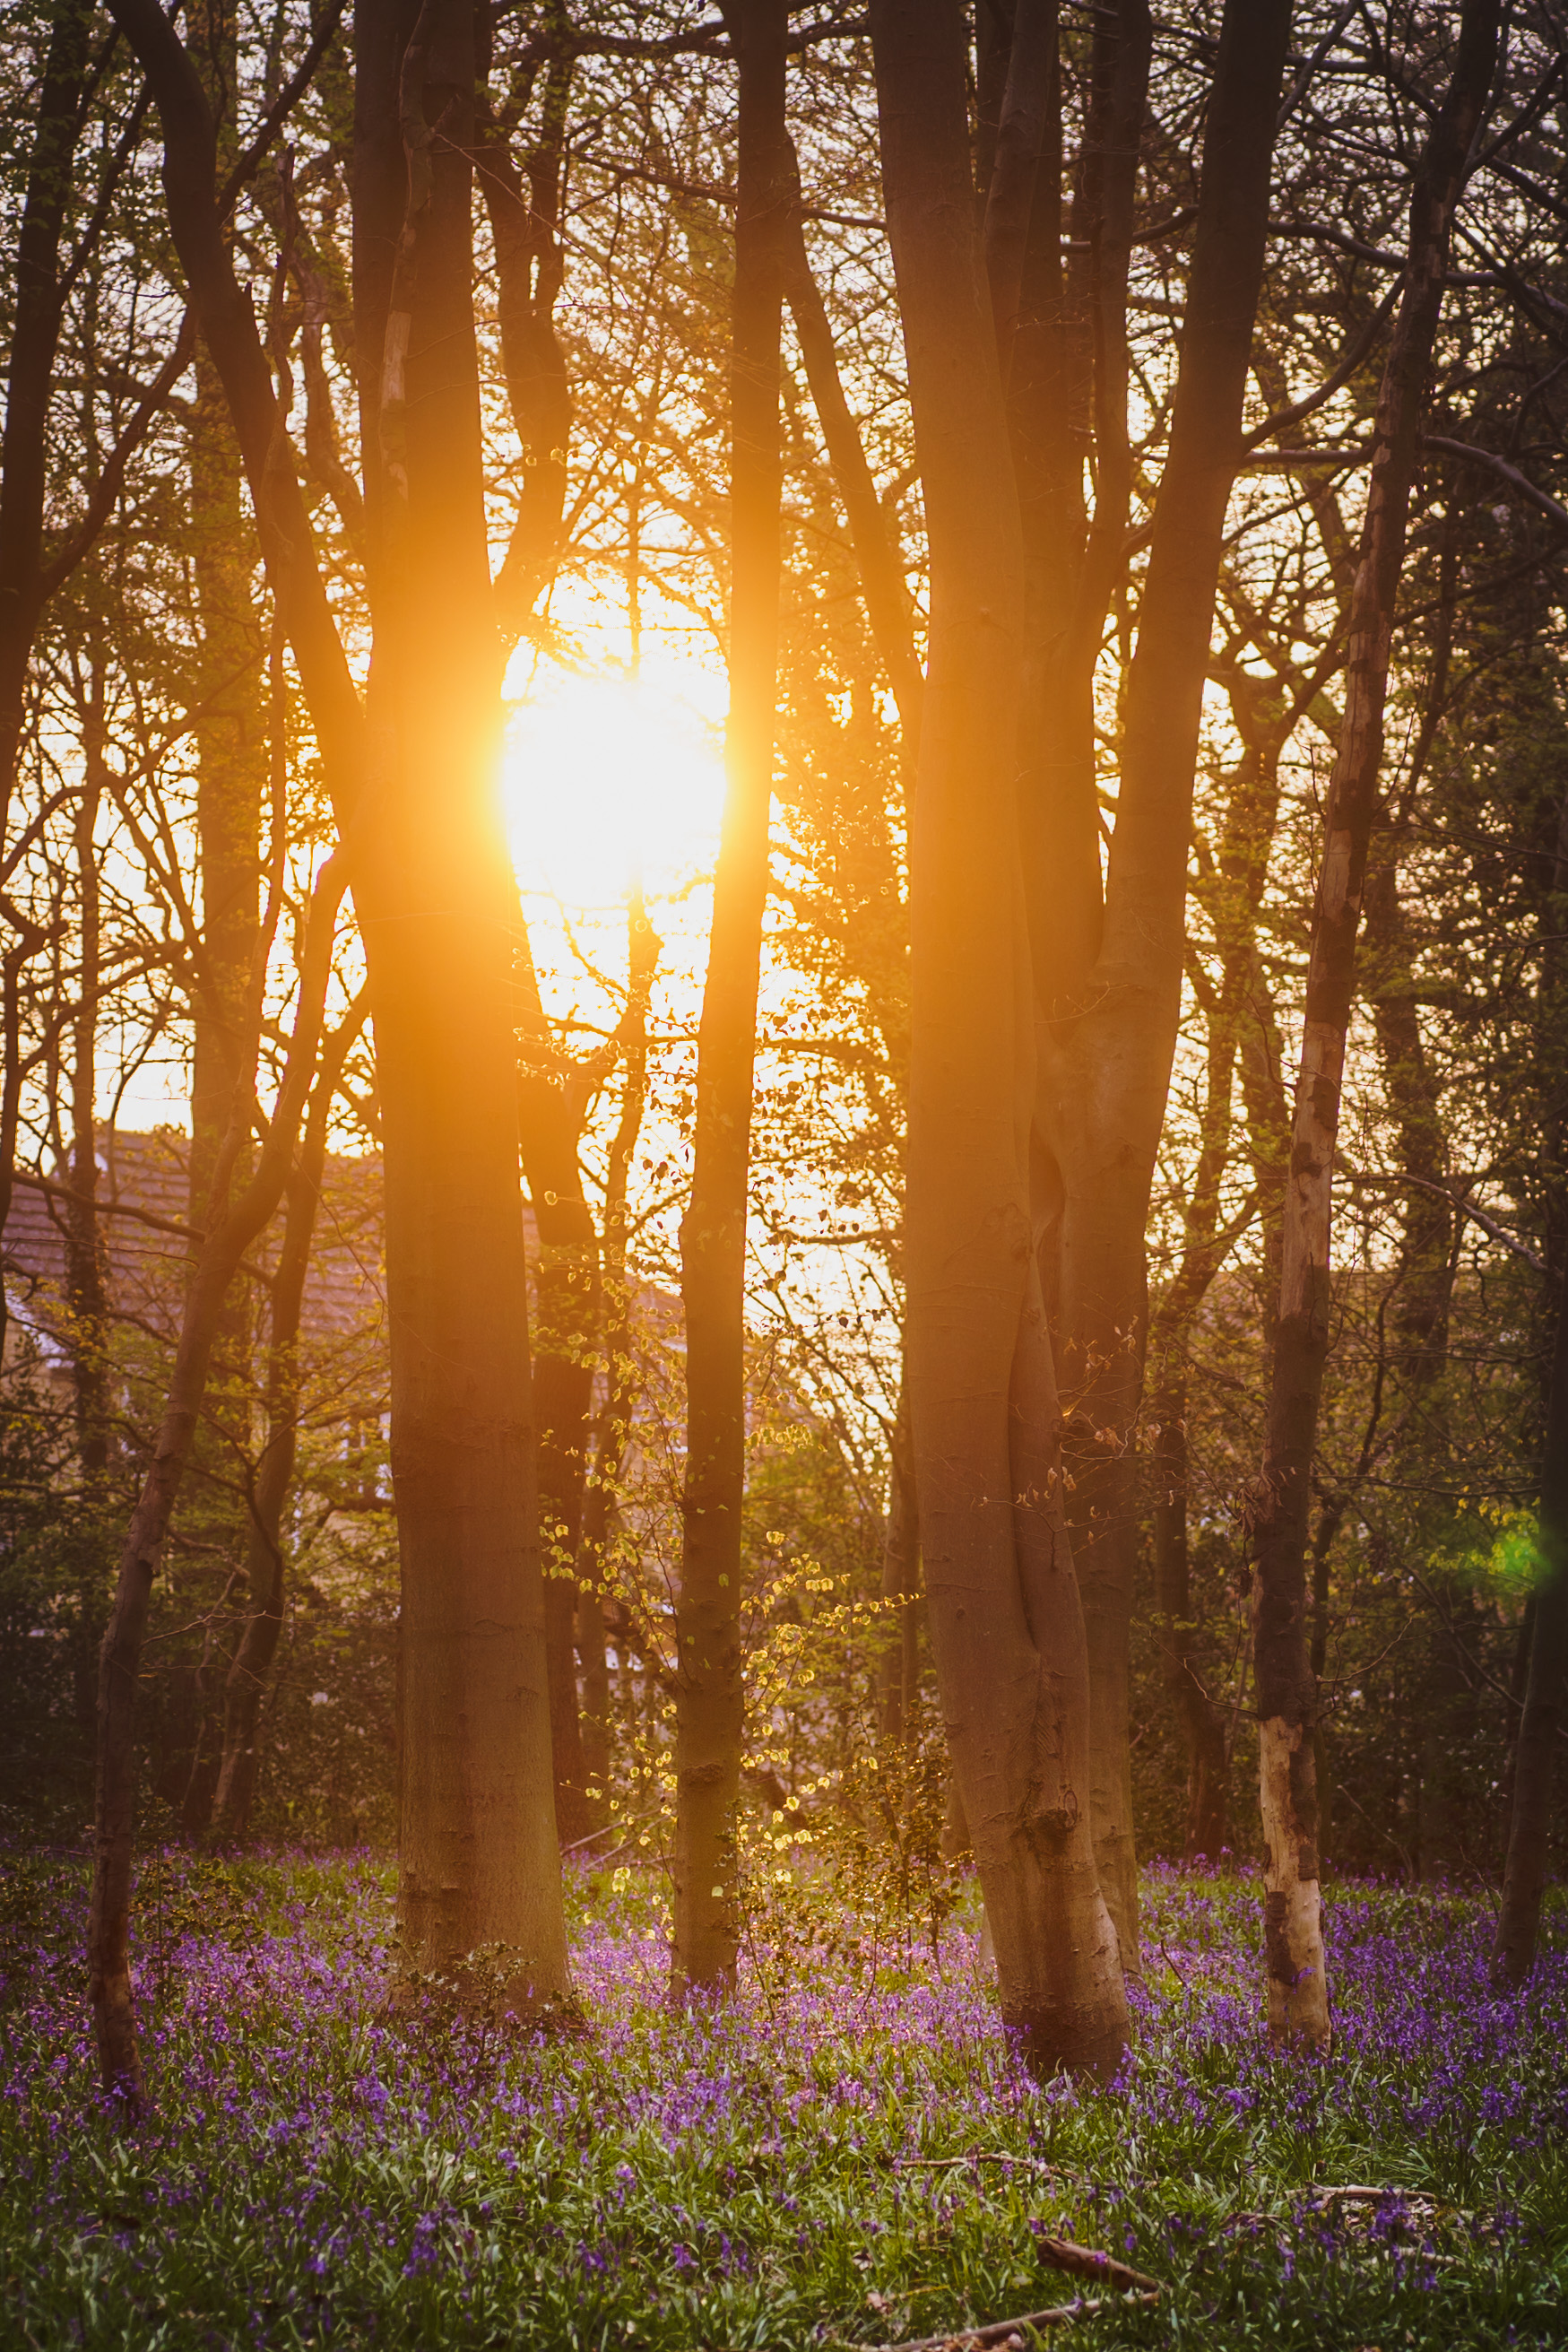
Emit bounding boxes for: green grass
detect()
[1,1849,1564,2348]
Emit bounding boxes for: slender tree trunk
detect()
[66,683,111,1479]
[90,858,345,2105]
[1251,0,1501,2047]
[1151,1373,1228,1858]
[0,0,91,843]
[476,26,573,649]
[209,998,367,1842]
[784,212,923,738]
[174,0,266,1841]
[1495,711,1568,1970]
[0,0,94,1369]
[671,0,791,2000]
[1365,855,1468,1874]
[519,1063,601,1853]
[1040,0,1294,1974]
[187,0,264,1219]
[1149,957,1243,1861]
[870,0,1126,2080]
[66,681,112,1750]
[878,1376,921,1757]
[1495,1270,1568,1983]
[577,895,659,1820]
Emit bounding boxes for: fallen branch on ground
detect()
[1030,2235,1163,2296]
[870,2291,1160,2351]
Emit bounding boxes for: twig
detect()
[887,2154,1082,2181]
[1032,2236,1163,2297]
[869,2294,1158,2352]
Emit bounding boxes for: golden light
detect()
[501,647,727,909]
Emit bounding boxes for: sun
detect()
[501,643,728,910]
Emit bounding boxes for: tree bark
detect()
[878,1376,921,1758]
[576,895,659,1820]
[1148,968,1243,1862]
[0,0,96,1370]
[351,0,569,2014]
[476,27,573,650]
[987,0,1297,1975]
[513,986,602,1853]
[113,0,569,2019]
[208,996,368,1843]
[870,0,1126,2080]
[90,856,345,2105]
[1494,1268,1568,1983]
[784,203,923,738]
[65,673,112,1480]
[187,0,264,1223]
[671,0,791,2000]
[0,0,93,844]
[1251,0,1501,2048]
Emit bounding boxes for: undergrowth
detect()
[1,1852,1564,2348]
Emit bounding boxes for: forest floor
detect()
[1,1850,1564,2350]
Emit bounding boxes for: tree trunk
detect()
[90,858,345,2105]
[113,0,570,2023]
[66,682,112,1480]
[351,0,570,2014]
[671,0,791,2000]
[577,895,660,1823]
[870,0,1126,2081]
[187,0,264,1220]
[1151,1377,1228,1859]
[1148,947,1244,1862]
[209,998,367,1843]
[1251,0,1501,2048]
[181,5,265,1839]
[0,0,92,845]
[1039,0,1294,1974]
[784,208,923,739]
[878,1376,921,1757]
[0,0,95,1368]
[516,1044,601,1853]
[1495,1268,1568,1983]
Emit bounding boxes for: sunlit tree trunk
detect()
[671,0,791,1999]
[351,0,568,2013]
[515,1034,601,1853]
[110,0,570,2050]
[878,1377,921,1759]
[870,0,1126,2080]
[577,895,659,1820]
[1040,0,1294,1974]
[1252,0,1501,2047]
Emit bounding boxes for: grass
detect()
[1,1848,1564,2348]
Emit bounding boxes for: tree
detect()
[868,0,1127,2079]
[672,0,791,2001]
[1251,0,1503,2047]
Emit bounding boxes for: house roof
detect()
[3,1127,386,1349]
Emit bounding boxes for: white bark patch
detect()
[1258,1713,1331,2048]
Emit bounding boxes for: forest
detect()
[0,0,1565,2345]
